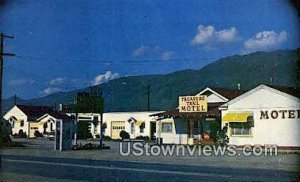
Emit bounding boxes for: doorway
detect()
[150,122,156,140]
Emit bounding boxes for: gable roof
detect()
[16,105,54,119]
[16,105,71,121]
[265,84,300,98]
[220,84,300,108]
[198,87,245,101]
[208,87,246,100]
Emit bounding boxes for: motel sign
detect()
[179,95,207,113]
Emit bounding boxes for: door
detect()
[150,122,156,140]
[111,121,125,139]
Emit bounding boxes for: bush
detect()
[103,136,112,141]
[34,130,43,137]
[216,124,229,146]
[119,130,130,140]
[0,132,12,148]
[135,136,150,140]
[77,122,93,139]
[17,130,27,138]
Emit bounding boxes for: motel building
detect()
[152,87,244,145]
[101,112,161,140]
[220,84,300,148]
[4,105,72,138]
[64,112,160,140]
[65,112,102,139]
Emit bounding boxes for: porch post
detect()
[188,117,194,145]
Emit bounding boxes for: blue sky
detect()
[1,0,299,99]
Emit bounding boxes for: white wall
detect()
[3,106,29,136]
[38,115,57,133]
[102,112,159,139]
[157,118,192,144]
[222,87,300,147]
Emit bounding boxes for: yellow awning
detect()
[222,112,251,123]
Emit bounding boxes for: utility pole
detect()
[0,32,15,129]
[147,84,150,111]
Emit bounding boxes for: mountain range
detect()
[3,49,300,113]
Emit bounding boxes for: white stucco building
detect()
[102,112,160,140]
[220,84,300,148]
[4,105,72,138]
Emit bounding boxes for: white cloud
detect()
[191,25,238,47]
[50,77,65,85]
[242,30,288,54]
[42,87,63,95]
[91,71,119,86]
[132,45,150,57]
[8,78,33,87]
[161,51,175,61]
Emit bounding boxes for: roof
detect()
[16,105,71,121]
[151,103,222,118]
[265,84,300,98]
[152,87,245,118]
[17,105,54,118]
[220,84,300,109]
[207,87,246,100]
[46,110,73,120]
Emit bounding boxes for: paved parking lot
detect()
[1,138,299,181]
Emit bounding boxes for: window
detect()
[229,116,254,136]
[161,123,172,133]
[20,120,24,127]
[140,122,145,133]
[9,117,17,128]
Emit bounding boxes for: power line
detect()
[14,55,220,64]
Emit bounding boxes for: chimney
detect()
[237,83,241,90]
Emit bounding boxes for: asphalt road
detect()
[1,154,299,181]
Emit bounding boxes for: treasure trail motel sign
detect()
[179,95,208,113]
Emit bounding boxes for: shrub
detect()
[18,130,27,138]
[216,124,229,146]
[119,130,130,140]
[34,130,43,137]
[0,128,12,148]
[135,136,150,140]
[103,136,112,141]
[77,122,93,139]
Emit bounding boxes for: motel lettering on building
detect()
[179,96,207,112]
[220,84,300,148]
[260,109,300,119]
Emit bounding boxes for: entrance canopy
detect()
[222,112,251,123]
